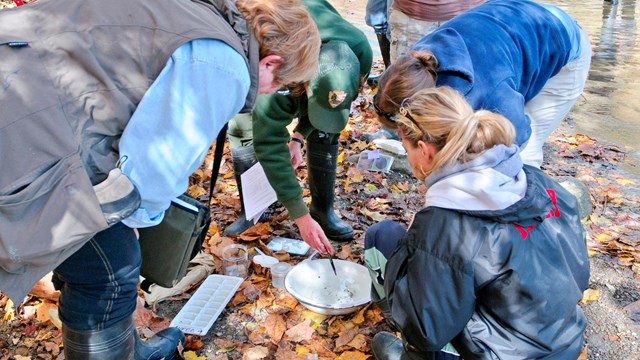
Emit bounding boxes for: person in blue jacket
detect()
[373,0,591,168]
[366,86,589,359]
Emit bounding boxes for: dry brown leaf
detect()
[239,223,272,241]
[285,319,315,343]
[256,290,275,310]
[334,326,359,349]
[335,350,370,360]
[264,313,287,342]
[208,233,236,259]
[273,291,299,311]
[242,345,270,359]
[351,305,368,325]
[335,245,353,260]
[328,318,357,338]
[365,307,385,326]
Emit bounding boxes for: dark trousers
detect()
[53,223,140,330]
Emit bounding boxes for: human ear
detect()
[258,55,283,71]
[417,140,437,166]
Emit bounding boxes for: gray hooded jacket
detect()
[0,0,259,303]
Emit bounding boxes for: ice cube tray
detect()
[170,274,243,335]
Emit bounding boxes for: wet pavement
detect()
[329,0,640,175]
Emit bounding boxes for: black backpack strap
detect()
[208,123,228,205]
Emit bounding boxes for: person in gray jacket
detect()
[0,0,320,358]
[365,87,590,359]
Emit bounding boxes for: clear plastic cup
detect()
[222,244,249,278]
[270,262,292,289]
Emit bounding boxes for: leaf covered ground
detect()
[1,1,639,358]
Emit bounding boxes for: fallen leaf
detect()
[264,313,287,342]
[285,319,315,343]
[335,350,370,360]
[580,289,600,303]
[242,345,270,359]
[335,327,358,349]
[183,350,207,360]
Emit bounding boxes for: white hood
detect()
[424,145,527,211]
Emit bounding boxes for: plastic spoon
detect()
[253,248,279,268]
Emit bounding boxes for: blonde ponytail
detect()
[397,87,515,175]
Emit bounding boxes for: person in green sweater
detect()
[224,0,373,253]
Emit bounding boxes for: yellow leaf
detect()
[351,306,367,325]
[336,350,370,360]
[580,289,600,303]
[338,151,345,164]
[587,249,597,257]
[595,233,613,242]
[183,350,207,360]
[364,184,377,191]
[301,310,328,327]
[350,171,364,183]
[3,299,14,321]
[295,346,310,355]
[616,178,636,186]
[352,141,369,151]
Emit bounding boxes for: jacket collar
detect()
[429,28,475,95]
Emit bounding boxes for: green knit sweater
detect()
[252,0,372,219]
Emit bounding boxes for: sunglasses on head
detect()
[373,93,418,126]
[372,93,398,123]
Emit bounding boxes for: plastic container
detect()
[221,244,249,278]
[356,150,394,172]
[271,262,292,289]
[170,274,243,335]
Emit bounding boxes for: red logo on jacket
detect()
[514,189,560,239]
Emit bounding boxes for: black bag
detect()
[138,125,226,288]
[138,194,211,287]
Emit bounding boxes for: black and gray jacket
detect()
[385,146,590,359]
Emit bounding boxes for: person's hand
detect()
[294,213,334,254]
[289,133,305,169]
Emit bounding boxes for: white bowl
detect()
[284,259,371,315]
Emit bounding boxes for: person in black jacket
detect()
[365,87,590,359]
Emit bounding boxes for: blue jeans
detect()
[53,223,140,331]
[365,0,392,35]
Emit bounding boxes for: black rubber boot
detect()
[306,141,354,241]
[134,327,185,360]
[371,332,408,360]
[367,32,391,88]
[63,316,184,360]
[377,32,391,69]
[62,316,135,359]
[224,145,261,235]
[372,332,429,360]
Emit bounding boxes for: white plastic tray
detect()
[170,274,243,335]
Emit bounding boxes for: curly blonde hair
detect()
[398,87,515,175]
[237,0,321,86]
